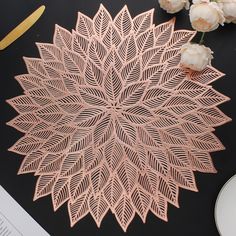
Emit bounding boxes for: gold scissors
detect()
[0,5,45,50]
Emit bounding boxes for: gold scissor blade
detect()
[0,5,45,50]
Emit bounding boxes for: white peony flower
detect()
[190,0,225,32]
[180,43,213,71]
[159,0,190,14]
[218,0,236,23]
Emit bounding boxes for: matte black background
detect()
[0,1,236,236]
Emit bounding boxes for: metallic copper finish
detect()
[7,5,230,232]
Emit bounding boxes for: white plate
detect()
[215,174,236,236]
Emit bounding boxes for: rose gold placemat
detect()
[7,4,230,232]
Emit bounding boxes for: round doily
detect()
[7,4,230,232]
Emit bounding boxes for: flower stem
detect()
[199,32,206,44]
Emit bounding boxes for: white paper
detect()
[0,185,50,236]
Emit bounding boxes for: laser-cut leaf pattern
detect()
[150,194,168,221]
[103,175,123,209]
[8,5,230,232]
[76,12,94,38]
[68,189,91,226]
[52,177,69,210]
[34,174,58,200]
[131,186,151,222]
[114,195,135,232]
[18,151,45,174]
[53,25,72,50]
[114,6,133,38]
[91,163,110,195]
[69,173,90,201]
[93,4,112,38]
[89,193,109,227]
[37,43,62,61]
[154,19,175,47]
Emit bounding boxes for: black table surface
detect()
[0,1,236,236]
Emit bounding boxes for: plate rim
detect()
[214,173,236,236]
